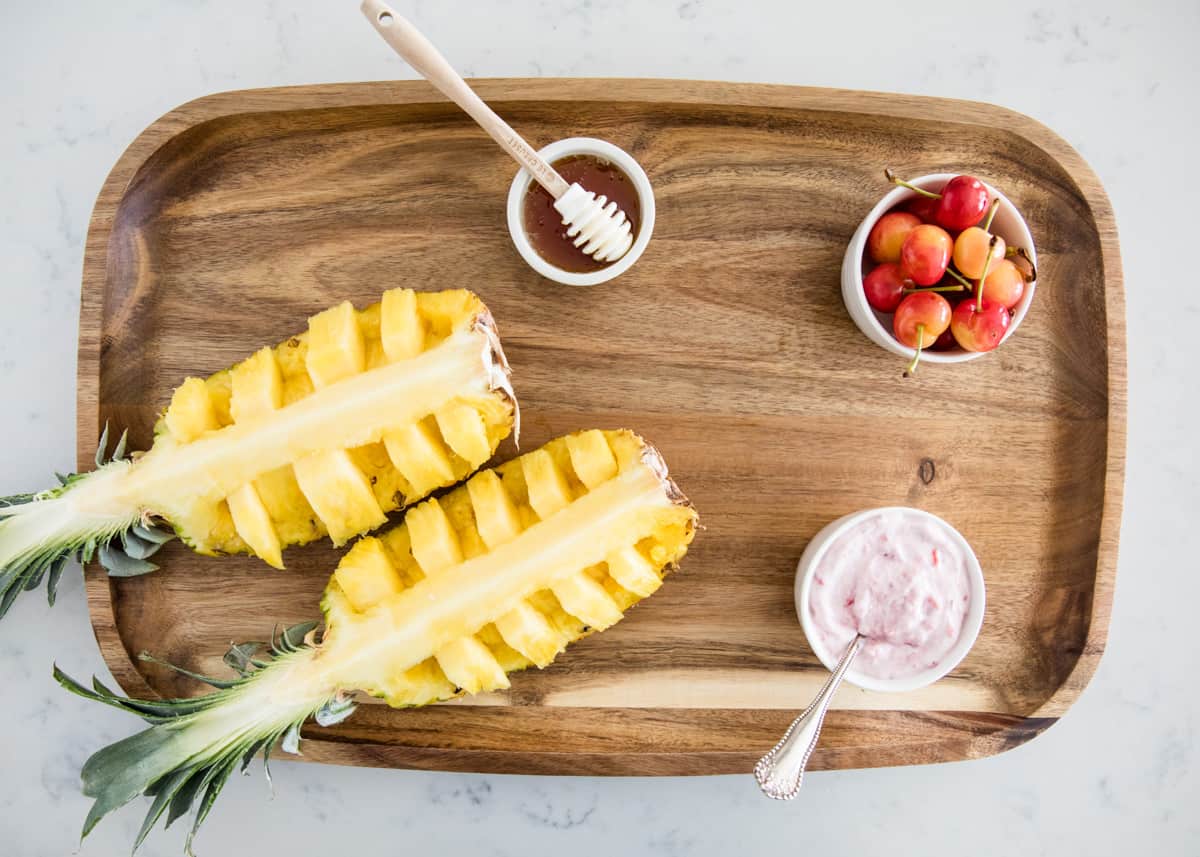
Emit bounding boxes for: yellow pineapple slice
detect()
[230,347,283,423]
[565,429,618,489]
[226,482,283,569]
[380,287,425,362]
[292,449,386,546]
[163,377,220,443]
[466,469,523,548]
[304,301,366,389]
[605,544,662,598]
[333,537,405,613]
[382,418,456,500]
[404,498,464,574]
[435,403,492,468]
[380,659,458,706]
[417,290,479,339]
[204,371,234,427]
[522,449,574,519]
[551,568,625,630]
[252,465,322,546]
[435,635,511,694]
[493,600,565,666]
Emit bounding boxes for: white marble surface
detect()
[0,1,1194,854]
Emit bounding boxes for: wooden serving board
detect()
[78,80,1124,775]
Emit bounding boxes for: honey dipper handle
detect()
[362,0,570,198]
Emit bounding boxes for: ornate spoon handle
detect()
[754,634,864,800]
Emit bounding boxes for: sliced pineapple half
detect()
[0,289,516,616]
[143,289,515,556]
[60,429,696,852]
[322,429,697,705]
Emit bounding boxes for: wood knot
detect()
[918,458,936,485]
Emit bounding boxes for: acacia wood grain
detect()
[77,79,1124,775]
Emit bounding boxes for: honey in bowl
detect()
[522,155,641,273]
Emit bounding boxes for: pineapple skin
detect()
[319,429,697,707]
[146,289,516,560]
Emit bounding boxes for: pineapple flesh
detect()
[321,429,697,705]
[0,289,516,617]
[143,288,515,555]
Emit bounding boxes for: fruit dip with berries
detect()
[806,509,973,681]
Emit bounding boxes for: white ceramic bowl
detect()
[506,137,655,287]
[794,506,986,693]
[841,173,1038,363]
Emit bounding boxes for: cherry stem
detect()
[976,235,1000,312]
[981,197,1000,233]
[903,285,965,294]
[885,168,941,199]
[904,323,925,377]
[944,266,974,289]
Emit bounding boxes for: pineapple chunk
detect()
[230,347,283,423]
[380,288,425,362]
[466,470,523,548]
[606,545,662,598]
[405,498,463,574]
[164,377,220,443]
[552,569,625,631]
[381,659,458,706]
[226,482,283,569]
[565,429,618,490]
[292,449,386,546]
[522,449,574,519]
[382,419,456,499]
[435,403,491,468]
[494,601,565,667]
[435,636,510,694]
[418,290,477,340]
[334,537,405,613]
[253,465,321,546]
[305,301,365,388]
[205,371,234,427]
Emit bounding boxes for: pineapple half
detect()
[0,288,516,619]
[58,430,696,852]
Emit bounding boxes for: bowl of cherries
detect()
[841,171,1038,375]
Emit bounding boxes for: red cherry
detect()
[894,291,952,376]
[894,292,951,346]
[899,224,953,286]
[950,299,1011,352]
[936,176,991,232]
[863,262,909,313]
[904,195,941,223]
[980,259,1025,310]
[867,211,921,264]
[930,327,959,351]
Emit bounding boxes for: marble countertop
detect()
[1,1,1193,854]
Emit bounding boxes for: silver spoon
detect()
[754,634,864,799]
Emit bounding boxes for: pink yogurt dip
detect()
[806,509,972,681]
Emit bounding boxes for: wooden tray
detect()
[78,79,1124,776]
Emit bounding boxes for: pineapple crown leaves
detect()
[0,423,175,621]
[53,620,350,855]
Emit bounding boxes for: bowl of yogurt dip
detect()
[795,507,985,693]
